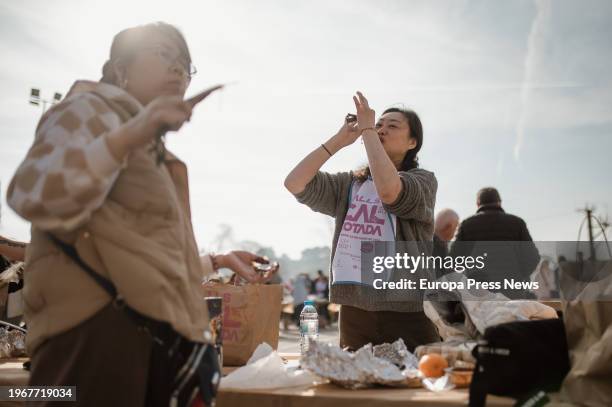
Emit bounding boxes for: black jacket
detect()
[454,205,534,242]
[450,205,540,297]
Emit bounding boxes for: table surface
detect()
[0,358,28,407]
[0,301,562,406]
[216,381,514,407]
[0,356,515,407]
[217,354,514,407]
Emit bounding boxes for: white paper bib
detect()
[332,178,396,284]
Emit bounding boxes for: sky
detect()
[1,0,611,258]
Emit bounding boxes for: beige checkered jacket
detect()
[7,81,212,352]
[8,81,128,230]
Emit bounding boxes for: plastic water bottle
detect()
[299,300,319,356]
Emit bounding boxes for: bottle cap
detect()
[304,300,315,306]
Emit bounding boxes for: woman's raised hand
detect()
[333,116,360,149]
[124,96,193,150]
[106,95,194,161]
[330,91,376,150]
[353,91,376,132]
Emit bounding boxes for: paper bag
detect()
[202,282,283,366]
[556,241,612,407]
[561,300,612,406]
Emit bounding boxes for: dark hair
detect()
[101,22,191,86]
[477,187,502,206]
[355,107,423,182]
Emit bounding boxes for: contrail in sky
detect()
[514,0,552,161]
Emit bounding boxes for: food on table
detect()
[414,339,477,367]
[0,327,26,358]
[418,353,449,378]
[448,368,473,388]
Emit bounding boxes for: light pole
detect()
[29,88,62,114]
[577,205,611,261]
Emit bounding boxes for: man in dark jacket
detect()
[451,187,540,298]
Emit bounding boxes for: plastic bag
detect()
[220,343,318,390]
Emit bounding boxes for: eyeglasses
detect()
[142,46,197,78]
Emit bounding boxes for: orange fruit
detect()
[418,353,449,378]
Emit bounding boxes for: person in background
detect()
[292,273,311,324]
[6,22,272,406]
[313,269,329,299]
[451,187,540,298]
[454,188,534,242]
[285,92,439,352]
[312,269,330,327]
[304,273,313,295]
[432,209,459,258]
[533,258,560,300]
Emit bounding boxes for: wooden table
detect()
[1,356,515,407]
[217,354,514,407]
[216,382,514,407]
[0,358,28,407]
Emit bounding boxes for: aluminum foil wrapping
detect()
[373,339,419,370]
[301,339,419,389]
[0,328,26,358]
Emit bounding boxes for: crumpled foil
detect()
[0,328,26,358]
[373,339,419,370]
[301,339,419,389]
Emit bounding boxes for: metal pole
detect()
[586,207,596,261]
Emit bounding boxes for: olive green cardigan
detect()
[293,169,437,312]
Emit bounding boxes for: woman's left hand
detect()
[353,91,376,132]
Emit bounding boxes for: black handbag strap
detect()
[46,233,173,345]
[47,233,118,299]
[47,234,220,405]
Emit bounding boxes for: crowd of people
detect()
[284,270,330,327]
